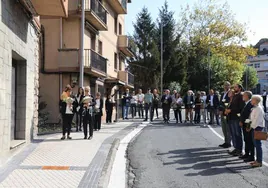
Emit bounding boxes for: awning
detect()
[105,78,125,86]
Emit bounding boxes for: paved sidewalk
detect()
[0,121,140,188]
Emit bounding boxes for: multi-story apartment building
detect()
[39,0,134,123]
[0,0,65,155]
[246,40,268,94]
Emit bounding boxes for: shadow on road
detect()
[157,147,253,176]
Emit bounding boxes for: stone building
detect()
[0,0,65,156]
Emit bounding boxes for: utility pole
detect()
[160,22,163,95]
[79,0,85,87]
[208,48,211,91]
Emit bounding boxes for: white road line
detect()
[108,123,149,188]
[207,125,268,167]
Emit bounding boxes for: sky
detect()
[125,0,268,45]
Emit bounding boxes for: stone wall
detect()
[0,0,39,153]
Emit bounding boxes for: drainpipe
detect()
[60,18,63,94]
[79,0,85,87]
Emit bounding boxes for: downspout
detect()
[60,18,63,95]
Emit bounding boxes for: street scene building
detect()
[0,0,41,154]
[39,0,135,123]
[246,39,268,93]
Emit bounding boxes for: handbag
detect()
[254,131,268,140]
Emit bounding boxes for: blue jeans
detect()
[253,127,263,163]
[229,120,242,151]
[123,104,129,119]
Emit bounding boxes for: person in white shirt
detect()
[249,95,265,168]
[130,91,138,118]
[200,91,207,124]
[137,89,145,118]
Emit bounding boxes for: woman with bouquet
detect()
[248,95,265,167]
[82,86,95,140]
[60,85,74,140]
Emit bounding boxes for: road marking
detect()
[208,125,268,167]
[108,123,148,188]
[41,166,70,170]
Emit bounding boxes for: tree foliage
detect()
[129,0,257,93]
[241,66,259,90]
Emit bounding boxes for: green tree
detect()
[242,66,258,90]
[155,1,181,88]
[177,0,256,91]
[129,7,160,90]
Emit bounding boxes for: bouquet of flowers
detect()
[81,96,92,104]
[245,119,251,129]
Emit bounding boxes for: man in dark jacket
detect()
[226,84,245,156]
[122,89,132,120]
[206,89,220,125]
[239,91,254,162]
[161,89,172,123]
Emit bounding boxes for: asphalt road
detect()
[127,114,268,188]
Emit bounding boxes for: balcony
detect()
[23,0,68,17]
[118,35,135,57]
[107,0,128,14]
[117,71,134,88]
[83,0,108,31]
[84,49,107,77]
[58,49,79,72]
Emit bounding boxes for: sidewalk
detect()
[0,121,140,188]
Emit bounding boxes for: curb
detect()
[98,139,120,188]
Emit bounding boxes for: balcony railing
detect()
[118,35,135,57]
[121,0,127,11]
[128,72,134,86]
[85,0,107,25]
[84,49,107,75]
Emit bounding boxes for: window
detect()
[119,56,123,70]
[119,23,122,35]
[114,53,118,70]
[255,63,260,68]
[266,72,268,77]
[98,40,103,55]
[91,36,96,51]
[114,17,118,34]
[248,64,253,67]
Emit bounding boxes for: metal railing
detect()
[128,72,134,86]
[85,0,107,25]
[84,49,107,74]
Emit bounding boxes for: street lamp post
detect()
[79,0,85,87]
[208,48,211,91]
[160,22,163,95]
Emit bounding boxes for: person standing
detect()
[174,93,183,123]
[194,92,202,124]
[239,91,254,162]
[262,89,266,113]
[206,89,220,125]
[248,95,265,167]
[122,89,131,120]
[226,84,245,156]
[152,89,160,119]
[219,82,231,148]
[161,89,172,123]
[82,86,95,140]
[183,90,194,123]
[137,89,145,119]
[60,86,74,140]
[200,91,207,124]
[94,92,103,131]
[105,94,114,123]
[75,87,84,132]
[130,91,137,119]
[144,89,153,122]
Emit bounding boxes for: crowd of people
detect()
[59,82,267,168]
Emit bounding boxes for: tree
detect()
[129,7,160,90]
[168,82,181,93]
[242,66,258,90]
[177,0,257,91]
[155,1,181,87]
